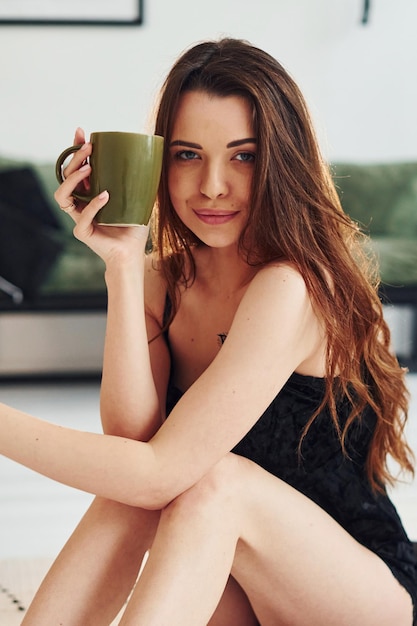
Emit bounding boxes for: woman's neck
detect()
[192,245,258,297]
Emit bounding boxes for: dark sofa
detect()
[0,156,106,312]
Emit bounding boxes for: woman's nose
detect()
[199,162,228,199]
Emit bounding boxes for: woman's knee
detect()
[91,497,161,547]
[161,454,244,522]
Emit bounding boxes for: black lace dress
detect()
[166,372,417,622]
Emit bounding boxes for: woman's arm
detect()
[0,404,161,507]
[54,131,170,440]
[0,265,323,509]
[100,253,170,439]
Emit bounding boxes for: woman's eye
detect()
[235,152,255,163]
[175,150,199,160]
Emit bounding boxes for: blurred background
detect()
[1,0,416,163]
[0,0,416,376]
[0,1,416,620]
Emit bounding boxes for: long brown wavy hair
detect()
[150,38,414,491]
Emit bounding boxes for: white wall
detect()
[1,0,416,165]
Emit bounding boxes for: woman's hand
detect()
[54,127,150,267]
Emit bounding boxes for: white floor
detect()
[0,381,102,562]
[0,375,416,622]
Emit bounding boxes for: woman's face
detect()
[168,90,256,250]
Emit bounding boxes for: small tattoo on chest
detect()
[217,333,228,347]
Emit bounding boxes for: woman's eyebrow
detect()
[226,138,257,148]
[169,138,257,149]
[169,140,202,149]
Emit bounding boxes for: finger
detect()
[62,142,91,179]
[83,190,109,221]
[59,198,78,214]
[54,163,91,208]
[67,128,90,193]
[73,191,109,239]
[73,127,86,146]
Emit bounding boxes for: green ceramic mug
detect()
[55,131,164,226]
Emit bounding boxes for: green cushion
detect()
[366,238,417,285]
[332,162,417,237]
[332,162,417,287]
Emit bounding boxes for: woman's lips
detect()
[193,209,238,225]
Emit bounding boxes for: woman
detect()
[1,38,416,625]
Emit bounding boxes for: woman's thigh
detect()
[23,497,161,625]
[208,575,259,626]
[227,455,413,626]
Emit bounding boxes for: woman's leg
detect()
[23,491,257,625]
[119,454,413,626]
[208,576,259,626]
[22,497,160,625]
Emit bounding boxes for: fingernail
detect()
[98,190,108,199]
[80,142,89,151]
[79,164,90,171]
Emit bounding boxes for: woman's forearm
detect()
[100,258,161,439]
[0,403,163,509]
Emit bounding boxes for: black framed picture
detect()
[0,0,142,26]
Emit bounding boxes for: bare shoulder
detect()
[242,262,311,311]
[254,262,307,285]
[230,262,325,374]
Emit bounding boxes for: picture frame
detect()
[0,0,142,26]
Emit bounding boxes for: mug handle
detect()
[55,144,91,203]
